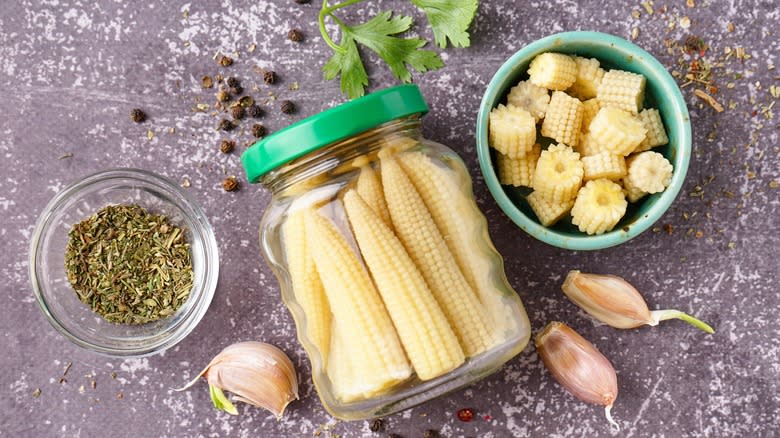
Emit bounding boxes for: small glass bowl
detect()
[29,169,219,357]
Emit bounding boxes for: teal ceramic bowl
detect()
[476,31,691,250]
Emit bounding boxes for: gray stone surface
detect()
[2,1,778,437]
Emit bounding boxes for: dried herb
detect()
[288,29,304,42]
[130,108,146,123]
[369,418,384,432]
[226,77,240,88]
[263,70,276,85]
[220,139,236,154]
[294,0,310,3]
[251,123,267,138]
[219,55,234,67]
[247,105,263,118]
[423,430,438,438]
[64,204,193,324]
[222,176,240,192]
[202,76,214,89]
[239,96,255,107]
[280,100,295,114]
[231,106,245,120]
[217,90,230,102]
[218,118,236,131]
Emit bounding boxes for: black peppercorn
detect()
[422,430,438,438]
[288,29,304,42]
[226,76,240,88]
[231,106,245,120]
[369,418,384,433]
[130,108,146,123]
[246,105,263,118]
[263,70,276,85]
[219,140,235,154]
[216,90,230,102]
[222,176,239,192]
[251,123,266,138]
[280,100,295,114]
[218,118,235,131]
[219,55,233,67]
[293,0,310,3]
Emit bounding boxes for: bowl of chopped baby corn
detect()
[476,31,691,250]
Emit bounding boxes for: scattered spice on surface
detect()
[289,82,300,91]
[294,0,310,3]
[110,371,117,379]
[222,176,240,192]
[387,434,402,438]
[369,418,384,432]
[663,223,674,235]
[694,89,724,112]
[422,430,438,438]
[217,90,230,102]
[201,75,214,89]
[251,123,267,138]
[231,106,246,120]
[130,108,146,123]
[288,29,304,42]
[229,85,243,95]
[280,100,296,114]
[218,118,236,131]
[32,388,41,398]
[64,204,193,324]
[116,392,124,400]
[239,96,255,107]
[58,152,74,160]
[457,407,474,422]
[264,70,276,85]
[181,177,191,188]
[219,55,233,67]
[769,180,779,189]
[226,77,240,88]
[60,362,73,384]
[247,105,263,118]
[220,140,236,154]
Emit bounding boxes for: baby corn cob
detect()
[382,155,496,357]
[527,191,574,227]
[532,143,584,202]
[597,69,646,114]
[588,107,647,156]
[507,80,550,121]
[582,152,627,181]
[344,190,465,380]
[622,177,648,203]
[625,151,673,194]
[571,179,628,235]
[528,53,578,90]
[355,162,392,226]
[635,108,669,152]
[282,210,331,364]
[580,98,601,133]
[541,91,584,147]
[576,132,608,157]
[496,144,541,187]
[489,104,537,158]
[304,209,411,397]
[326,318,359,402]
[567,56,605,100]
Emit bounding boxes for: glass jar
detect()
[242,85,530,420]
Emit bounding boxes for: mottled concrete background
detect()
[1,1,778,437]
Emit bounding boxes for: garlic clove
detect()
[562,270,652,329]
[176,341,299,419]
[535,322,619,430]
[562,270,715,333]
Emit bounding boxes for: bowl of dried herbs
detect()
[29,168,219,356]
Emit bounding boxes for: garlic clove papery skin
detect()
[562,270,653,329]
[178,341,299,419]
[535,322,619,429]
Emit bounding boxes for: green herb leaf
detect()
[410,0,479,48]
[347,11,443,83]
[323,33,369,99]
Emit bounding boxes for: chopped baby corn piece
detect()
[635,108,669,152]
[489,104,537,158]
[327,318,359,402]
[623,177,648,203]
[527,191,574,227]
[382,155,496,357]
[497,144,541,187]
[282,210,331,364]
[580,98,601,133]
[576,132,608,157]
[567,56,605,100]
[528,53,578,91]
[507,80,550,121]
[571,179,628,235]
[582,152,627,181]
[356,163,392,226]
[343,190,465,380]
[304,209,411,396]
[532,143,584,202]
[588,107,647,156]
[597,69,646,114]
[625,151,673,194]
[541,91,584,147]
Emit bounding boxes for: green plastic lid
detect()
[241,84,429,183]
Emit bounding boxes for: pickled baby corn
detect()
[571,179,627,235]
[580,98,601,133]
[382,155,496,357]
[507,80,550,121]
[304,209,411,397]
[541,91,584,147]
[528,53,578,91]
[343,190,465,380]
[354,158,392,226]
[576,132,608,157]
[532,144,584,202]
[597,69,646,114]
[635,109,669,152]
[567,56,604,100]
[582,152,627,181]
[496,144,541,187]
[489,104,537,158]
[527,191,574,227]
[588,107,647,156]
[625,151,673,194]
[326,318,358,402]
[282,210,331,364]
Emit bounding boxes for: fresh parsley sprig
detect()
[319,0,479,99]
